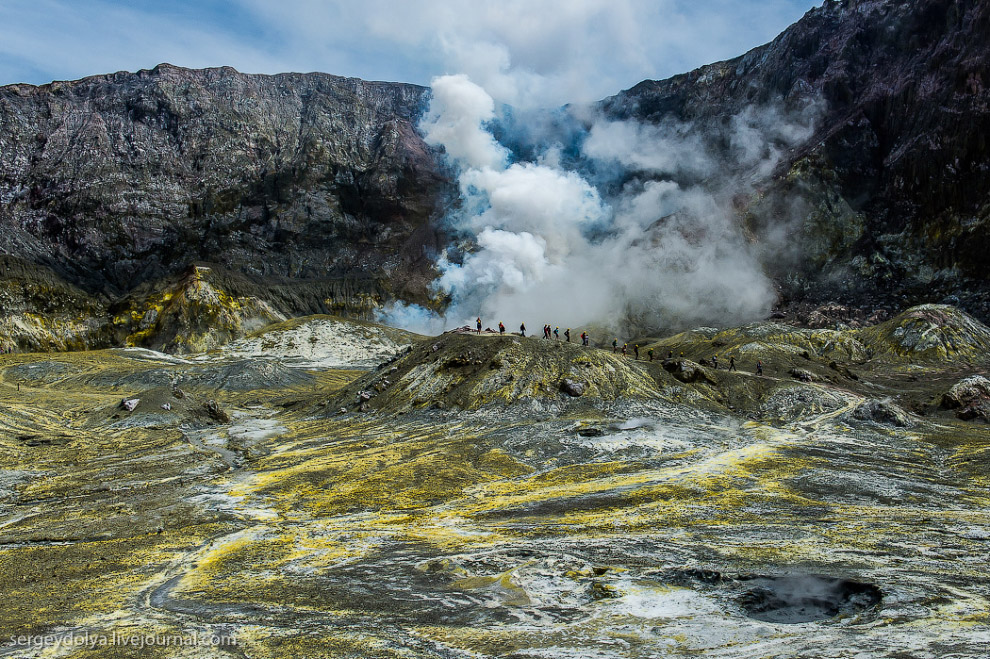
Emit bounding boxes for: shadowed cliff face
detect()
[0,64,451,307]
[599,0,990,319]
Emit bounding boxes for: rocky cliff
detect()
[0,64,451,350]
[600,0,990,320]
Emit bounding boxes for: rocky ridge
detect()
[600,0,990,320]
[0,64,451,350]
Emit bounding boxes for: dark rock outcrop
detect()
[559,378,587,397]
[940,375,990,420]
[661,359,713,384]
[599,0,990,320]
[847,398,914,427]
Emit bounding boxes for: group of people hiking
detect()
[478,319,590,345]
[476,317,764,375]
[537,324,589,345]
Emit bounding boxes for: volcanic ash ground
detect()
[0,307,988,658]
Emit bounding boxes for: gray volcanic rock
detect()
[599,0,990,320]
[0,63,451,313]
[559,378,587,397]
[941,375,990,420]
[846,398,914,427]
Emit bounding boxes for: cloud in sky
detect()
[2,0,819,104]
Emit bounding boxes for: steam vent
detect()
[1,0,989,657]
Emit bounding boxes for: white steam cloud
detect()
[419,74,508,170]
[380,74,819,337]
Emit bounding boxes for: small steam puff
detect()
[379,74,819,335]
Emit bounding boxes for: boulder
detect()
[940,376,990,409]
[560,379,587,397]
[847,399,914,428]
[662,359,712,384]
[941,376,990,421]
[203,399,230,424]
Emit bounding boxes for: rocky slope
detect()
[0,64,451,349]
[219,313,423,369]
[600,0,990,320]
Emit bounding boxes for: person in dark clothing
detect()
[520,323,526,337]
[499,322,505,335]
[756,360,763,376]
[612,339,618,353]
[476,317,482,334]
[554,326,560,340]
[565,328,571,342]
[634,345,639,359]
[728,356,736,371]
[668,350,673,359]
[622,343,628,356]
[712,354,718,369]
[581,331,588,346]
[648,348,654,361]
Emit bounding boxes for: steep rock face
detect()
[600,0,990,319]
[0,64,451,316]
[0,255,112,351]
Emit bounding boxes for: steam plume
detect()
[380,74,819,337]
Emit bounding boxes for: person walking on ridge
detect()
[554,327,560,340]
[648,348,654,362]
[520,323,526,337]
[712,354,718,369]
[634,345,639,359]
[477,317,482,334]
[565,328,571,342]
[622,343,628,357]
[756,360,763,376]
[582,332,589,346]
[612,338,618,353]
[499,321,505,335]
[729,356,736,371]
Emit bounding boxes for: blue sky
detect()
[1,0,821,104]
